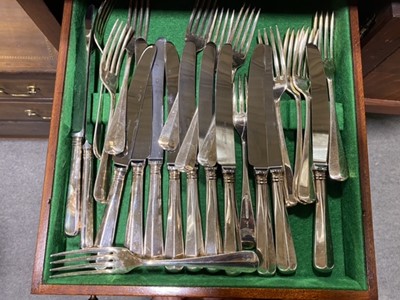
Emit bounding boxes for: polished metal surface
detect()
[50,247,260,277]
[94,46,156,248]
[143,38,166,258]
[65,5,95,237]
[247,44,276,275]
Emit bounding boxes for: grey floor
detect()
[0,114,399,299]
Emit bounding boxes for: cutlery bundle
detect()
[57,0,348,278]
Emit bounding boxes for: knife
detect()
[64,5,95,237]
[247,43,276,276]
[215,44,241,255]
[196,42,222,258]
[125,58,154,256]
[163,42,185,271]
[95,46,156,247]
[307,44,334,272]
[264,45,297,274]
[143,38,166,258]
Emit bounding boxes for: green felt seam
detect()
[43,0,368,291]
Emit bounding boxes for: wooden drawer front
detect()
[0,73,55,99]
[0,100,52,121]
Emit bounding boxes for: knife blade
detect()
[125,61,154,256]
[215,43,240,255]
[196,42,221,258]
[64,5,95,237]
[264,44,297,274]
[143,38,166,258]
[247,43,276,276]
[163,42,185,270]
[307,43,334,272]
[94,45,156,248]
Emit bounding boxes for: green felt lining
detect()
[43,0,367,291]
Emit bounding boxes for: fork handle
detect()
[313,165,334,272]
[64,135,82,236]
[81,141,94,248]
[254,169,276,276]
[95,165,127,247]
[143,251,259,273]
[270,168,297,274]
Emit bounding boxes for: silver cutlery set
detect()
[54,0,348,278]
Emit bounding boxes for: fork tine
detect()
[50,261,111,272]
[203,1,217,41]
[318,12,324,57]
[111,24,132,74]
[329,12,335,59]
[324,12,329,61]
[50,253,113,265]
[105,20,123,69]
[242,9,260,56]
[186,0,201,35]
[269,27,280,78]
[232,6,250,50]
[275,26,286,77]
[50,247,115,257]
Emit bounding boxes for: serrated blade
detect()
[113,45,157,166]
[247,44,268,169]
[307,44,330,164]
[215,44,234,167]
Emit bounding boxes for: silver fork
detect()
[103,0,150,156]
[158,0,217,151]
[290,28,317,204]
[49,247,259,277]
[93,20,133,203]
[233,74,256,250]
[259,27,296,207]
[314,12,348,181]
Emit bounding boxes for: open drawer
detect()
[32,0,377,298]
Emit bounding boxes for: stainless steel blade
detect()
[178,41,197,150]
[112,45,157,167]
[148,38,166,161]
[215,44,235,167]
[198,42,217,151]
[70,4,95,135]
[164,42,180,164]
[264,45,283,169]
[307,44,330,164]
[247,43,268,169]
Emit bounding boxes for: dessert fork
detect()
[50,247,259,277]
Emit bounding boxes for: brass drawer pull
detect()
[24,109,51,120]
[0,85,41,97]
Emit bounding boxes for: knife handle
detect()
[124,161,146,255]
[164,166,184,272]
[185,167,204,272]
[313,166,334,272]
[254,169,276,276]
[270,168,297,274]
[93,149,111,204]
[327,78,348,181]
[144,160,164,258]
[80,141,94,248]
[95,165,127,247]
[297,95,316,204]
[64,135,82,236]
[222,167,241,253]
[204,166,222,256]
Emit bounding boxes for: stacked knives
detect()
[61,0,348,277]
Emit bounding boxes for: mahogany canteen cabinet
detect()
[31,0,378,299]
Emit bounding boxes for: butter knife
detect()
[95,46,156,247]
[215,44,241,254]
[247,44,276,276]
[307,44,334,272]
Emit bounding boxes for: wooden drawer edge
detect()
[365,97,400,114]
